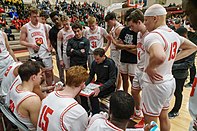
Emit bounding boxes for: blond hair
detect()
[61,15,70,22]
[88,16,97,24]
[29,7,38,16]
[66,66,89,87]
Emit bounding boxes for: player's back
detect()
[37,91,88,131]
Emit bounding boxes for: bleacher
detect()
[5,15,27,51]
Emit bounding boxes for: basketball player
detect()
[182,0,197,130]
[0,62,22,98]
[7,61,42,130]
[39,10,52,34]
[141,4,197,131]
[110,9,138,93]
[126,9,149,120]
[84,16,111,68]
[57,15,74,71]
[37,66,89,131]
[1,61,54,104]
[20,7,53,86]
[0,30,17,85]
[87,91,155,131]
[105,12,124,89]
[182,0,197,30]
[189,74,197,131]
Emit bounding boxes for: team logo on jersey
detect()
[31,32,44,37]
[35,38,44,46]
[89,36,98,41]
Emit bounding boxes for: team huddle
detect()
[0,3,197,131]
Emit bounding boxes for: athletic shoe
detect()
[168,112,179,119]
[134,118,145,128]
[185,82,192,88]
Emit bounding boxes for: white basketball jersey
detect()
[111,22,123,50]
[136,31,149,70]
[25,22,51,58]
[87,117,144,131]
[37,91,88,131]
[84,26,108,53]
[142,25,184,83]
[0,31,9,59]
[7,76,36,130]
[87,117,123,131]
[0,62,22,96]
[189,75,197,131]
[60,28,75,54]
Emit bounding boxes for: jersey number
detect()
[4,66,13,77]
[168,42,177,61]
[137,51,141,60]
[38,105,54,131]
[91,41,97,48]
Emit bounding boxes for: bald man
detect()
[141,4,197,131]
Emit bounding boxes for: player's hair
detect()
[72,22,83,30]
[110,91,135,120]
[127,9,144,23]
[18,61,42,82]
[105,12,116,22]
[40,11,49,19]
[124,8,135,22]
[66,66,89,87]
[88,16,97,24]
[61,14,69,22]
[93,48,105,57]
[29,7,38,15]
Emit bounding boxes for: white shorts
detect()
[132,67,143,90]
[42,57,53,70]
[0,55,14,81]
[63,53,70,70]
[110,49,120,69]
[88,54,94,69]
[120,63,136,76]
[141,78,175,116]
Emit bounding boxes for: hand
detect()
[93,87,100,97]
[31,43,39,51]
[144,123,156,131]
[145,66,163,83]
[71,48,74,52]
[81,49,85,53]
[47,45,53,52]
[60,60,65,68]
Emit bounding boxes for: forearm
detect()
[126,48,137,55]
[20,40,32,48]
[8,49,17,61]
[99,78,116,91]
[176,50,197,61]
[57,40,63,60]
[104,41,111,52]
[117,44,136,50]
[148,54,165,69]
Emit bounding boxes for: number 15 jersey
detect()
[37,91,88,131]
[142,25,184,83]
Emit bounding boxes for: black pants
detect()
[171,77,187,112]
[80,86,115,115]
[7,34,15,41]
[190,62,196,84]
